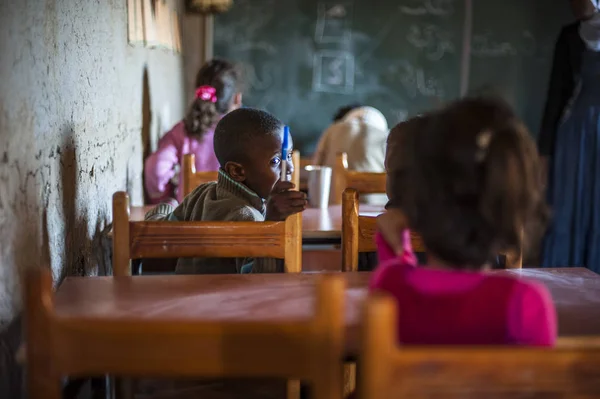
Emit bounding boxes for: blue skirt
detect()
[541,105,600,272]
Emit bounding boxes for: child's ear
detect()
[224,161,245,182]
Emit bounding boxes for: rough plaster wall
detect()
[182,14,208,105]
[0,0,186,395]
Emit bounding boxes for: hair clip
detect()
[195,85,217,103]
[475,129,492,162]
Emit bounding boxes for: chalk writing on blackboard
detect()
[315,2,353,43]
[406,24,455,61]
[235,42,277,54]
[399,0,454,16]
[472,31,536,57]
[313,50,355,94]
[391,61,444,98]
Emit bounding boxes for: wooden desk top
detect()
[55,268,600,355]
[130,205,385,240]
[301,205,383,239]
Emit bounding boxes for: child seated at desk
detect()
[373,96,557,346]
[144,59,242,205]
[146,107,307,274]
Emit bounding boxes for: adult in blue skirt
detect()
[539,0,600,272]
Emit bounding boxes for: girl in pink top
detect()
[144,59,243,204]
[373,96,557,346]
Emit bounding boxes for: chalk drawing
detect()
[313,50,355,94]
[390,61,444,98]
[406,24,455,61]
[472,32,516,57]
[416,69,443,97]
[235,42,277,54]
[315,2,353,43]
[470,31,538,58]
[471,31,538,57]
[399,0,455,16]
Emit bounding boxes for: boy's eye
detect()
[271,157,281,166]
[287,152,293,161]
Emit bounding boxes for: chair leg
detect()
[343,362,356,397]
[287,380,301,399]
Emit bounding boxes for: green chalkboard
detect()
[214,0,571,154]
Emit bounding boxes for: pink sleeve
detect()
[144,124,183,204]
[375,229,417,265]
[370,230,417,292]
[508,281,557,347]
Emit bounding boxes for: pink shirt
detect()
[144,121,220,204]
[370,230,557,346]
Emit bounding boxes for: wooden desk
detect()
[302,205,383,240]
[54,268,600,356]
[130,205,385,240]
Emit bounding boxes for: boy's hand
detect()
[376,209,409,255]
[266,181,307,221]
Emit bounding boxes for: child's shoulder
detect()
[223,204,264,222]
[496,273,557,346]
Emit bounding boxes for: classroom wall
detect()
[0,0,189,395]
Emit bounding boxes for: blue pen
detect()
[281,126,289,181]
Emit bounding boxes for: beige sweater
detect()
[313,107,389,205]
[145,169,282,274]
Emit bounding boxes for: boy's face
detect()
[241,128,294,199]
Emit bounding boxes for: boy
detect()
[146,107,307,274]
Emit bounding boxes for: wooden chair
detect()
[112,191,302,276]
[182,154,218,198]
[332,153,386,204]
[341,188,521,272]
[25,268,345,399]
[359,293,600,399]
[182,151,300,198]
[341,189,424,272]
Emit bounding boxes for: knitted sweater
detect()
[145,169,282,274]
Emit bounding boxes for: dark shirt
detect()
[538,22,585,157]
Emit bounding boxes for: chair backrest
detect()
[25,269,345,399]
[332,153,386,204]
[341,189,424,272]
[112,191,302,276]
[182,154,219,198]
[291,150,300,189]
[359,293,600,399]
[183,152,300,198]
[341,189,521,272]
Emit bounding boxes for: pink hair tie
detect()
[195,85,217,103]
